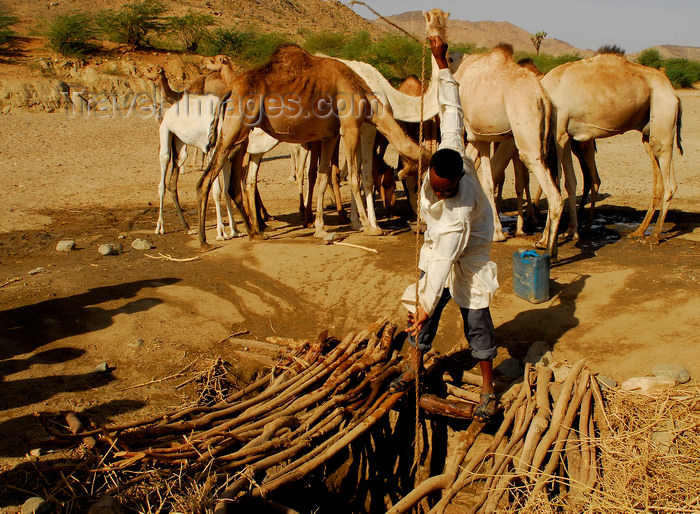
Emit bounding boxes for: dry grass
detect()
[505,382,700,513]
[590,382,700,512]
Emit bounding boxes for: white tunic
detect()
[401,68,499,316]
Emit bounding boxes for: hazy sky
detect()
[352,0,700,53]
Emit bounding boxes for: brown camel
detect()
[196,44,429,248]
[451,40,563,258]
[540,50,683,243]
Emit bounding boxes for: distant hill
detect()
[643,45,700,62]
[372,11,592,57]
[372,11,700,62]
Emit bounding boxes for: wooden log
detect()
[516,366,553,475]
[386,419,486,514]
[529,359,586,474]
[445,383,481,404]
[530,369,591,498]
[430,382,529,514]
[229,337,289,356]
[419,394,475,419]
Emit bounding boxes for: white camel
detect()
[451,41,563,258]
[157,94,293,240]
[540,50,683,243]
[156,94,240,240]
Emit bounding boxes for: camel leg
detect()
[243,150,270,240]
[305,143,321,228]
[518,147,563,259]
[288,143,300,183]
[359,124,383,235]
[572,140,599,231]
[330,139,349,224]
[168,139,192,233]
[197,113,251,249]
[513,158,529,236]
[313,136,339,239]
[295,144,310,216]
[559,139,579,240]
[474,141,506,242]
[155,128,173,235]
[631,134,676,244]
[220,158,241,239]
[490,140,516,228]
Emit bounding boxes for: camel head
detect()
[143,65,165,81]
[205,54,231,72]
[424,8,449,39]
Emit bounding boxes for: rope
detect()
[349,0,429,473]
[412,35,428,474]
[347,1,423,43]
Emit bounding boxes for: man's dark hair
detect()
[429,148,464,180]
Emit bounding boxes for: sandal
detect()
[474,393,497,422]
[388,366,418,393]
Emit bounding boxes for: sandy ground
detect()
[0,89,699,493]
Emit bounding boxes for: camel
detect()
[156,93,240,240]
[196,44,431,248]
[156,90,286,239]
[143,65,183,104]
[450,39,563,258]
[539,50,683,243]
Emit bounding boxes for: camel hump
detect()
[494,43,514,58]
[268,43,312,64]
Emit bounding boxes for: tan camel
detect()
[143,65,183,104]
[540,51,683,244]
[450,38,563,258]
[196,44,429,248]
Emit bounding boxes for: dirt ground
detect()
[0,87,699,501]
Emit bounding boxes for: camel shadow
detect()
[0,278,180,360]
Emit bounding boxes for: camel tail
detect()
[676,100,683,156]
[542,102,558,184]
[208,92,232,153]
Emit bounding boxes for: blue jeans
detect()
[408,287,496,361]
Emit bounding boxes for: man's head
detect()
[429,148,463,200]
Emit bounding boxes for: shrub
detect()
[98,0,167,49]
[664,58,700,88]
[205,27,249,56]
[637,48,663,69]
[204,28,287,67]
[304,32,347,57]
[168,10,214,52]
[46,12,97,58]
[533,53,581,74]
[0,8,18,48]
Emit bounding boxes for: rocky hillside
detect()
[372,11,593,57]
[3,0,383,40]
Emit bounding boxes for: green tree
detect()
[168,10,215,52]
[531,30,547,56]
[637,48,663,69]
[47,12,97,58]
[98,0,167,49]
[0,8,18,48]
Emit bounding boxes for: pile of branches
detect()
[391,359,607,513]
[37,318,406,512]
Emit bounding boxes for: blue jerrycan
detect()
[512,250,550,303]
